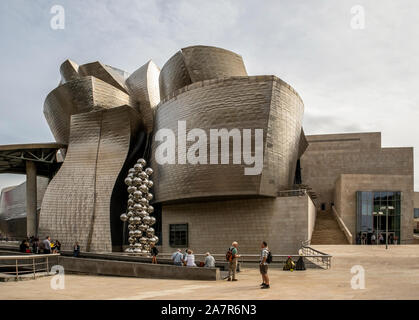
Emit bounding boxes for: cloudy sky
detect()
[0,0,418,190]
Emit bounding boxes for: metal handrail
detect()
[277,189,307,197]
[0,253,60,279]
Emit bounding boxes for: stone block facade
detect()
[161,195,315,255]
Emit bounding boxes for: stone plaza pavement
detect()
[0,245,418,300]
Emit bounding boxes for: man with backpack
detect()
[226,241,240,281]
[260,241,271,289]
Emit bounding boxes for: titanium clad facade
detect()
[126,60,161,133]
[39,106,144,252]
[151,76,305,203]
[159,45,248,100]
[44,77,132,144]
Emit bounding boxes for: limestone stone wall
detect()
[161,195,315,255]
[301,132,413,210]
[334,174,414,244]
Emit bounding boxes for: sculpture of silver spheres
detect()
[120,158,157,254]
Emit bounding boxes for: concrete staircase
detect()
[310,210,348,245]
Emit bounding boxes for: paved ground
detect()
[0,245,418,300]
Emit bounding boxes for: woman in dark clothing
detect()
[73,242,80,257]
[150,243,159,264]
[54,240,61,253]
[19,240,27,253]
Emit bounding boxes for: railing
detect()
[300,244,332,269]
[277,189,307,197]
[158,248,332,270]
[0,254,60,279]
[331,205,353,244]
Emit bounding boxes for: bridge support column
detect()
[26,160,37,237]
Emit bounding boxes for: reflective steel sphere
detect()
[139,237,148,244]
[133,216,141,225]
[145,167,153,176]
[134,163,143,172]
[124,177,133,186]
[139,224,148,231]
[120,213,128,222]
[149,216,156,226]
[134,248,142,253]
[128,168,135,174]
[128,224,135,231]
[147,180,153,188]
[134,230,142,238]
[153,236,159,244]
[147,205,154,213]
[146,193,153,201]
[133,177,142,186]
[139,171,148,179]
[137,158,147,166]
[139,210,148,218]
[139,184,148,193]
[127,199,134,206]
[124,247,133,253]
[128,237,135,244]
[142,216,151,225]
[127,211,133,218]
[133,203,142,211]
[129,230,135,237]
[128,217,134,224]
[127,186,136,194]
[133,190,142,199]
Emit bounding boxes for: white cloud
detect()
[0,0,418,189]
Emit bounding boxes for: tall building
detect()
[0,45,417,253]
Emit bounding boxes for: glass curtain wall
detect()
[356,191,401,244]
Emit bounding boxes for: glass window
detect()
[414,208,419,219]
[169,224,188,247]
[356,191,402,244]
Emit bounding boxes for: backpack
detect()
[266,250,273,264]
[226,247,234,262]
[296,256,306,271]
[283,257,296,271]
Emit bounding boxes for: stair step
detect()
[311,211,348,245]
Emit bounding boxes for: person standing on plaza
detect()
[73,241,80,257]
[379,233,384,245]
[43,236,51,254]
[204,252,216,268]
[371,233,376,245]
[226,241,240,281]
[171,249,183,266]
[260,241,270,289]
[150,243,159,264]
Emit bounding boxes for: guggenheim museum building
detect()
[0,45,418,254]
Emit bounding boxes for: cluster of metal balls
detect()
[120,158,157,254]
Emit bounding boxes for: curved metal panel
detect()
[159,50,192,100]
[59,59,80,84]
[79,61,128,93]
[181,45,247,82]
[151,76,305,203]
[39,106,143,252]
[43,76,131,144]
[126,60,161,132]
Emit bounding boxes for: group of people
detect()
[19,236,61,254]
[357,232,398,245]
[225,241,271,289]
[170,249,216,268]
[169,241,272,289]
[18,236,82,256]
